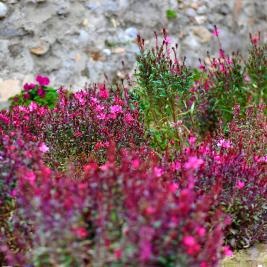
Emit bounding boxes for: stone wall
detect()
[0,0,266,93]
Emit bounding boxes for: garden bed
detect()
[0,28,266,267]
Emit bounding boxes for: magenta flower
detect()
[36,75,50,86]
[217,139,232,149]
[236,180,245,189]
[24,171,36,185]
[23,83,36,91]
[23,92,31,100]
[73,227,88,239]
[39,143,49,153]
[223,246,233,257]
[184,156,204,170]
[110,105,123,114]
[163,35,172,45]
[37,87,46,98]
[212,26,220,37]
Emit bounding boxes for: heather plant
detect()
[1,84,144,169]
[9,75,58,108]
[0,144,230,267]
[168,133,266,249]
[198,27,266,131]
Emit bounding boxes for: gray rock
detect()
[0,2,8,18]
[125,27,138,40]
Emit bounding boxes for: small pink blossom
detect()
[188,136,197,145]
[223,246,233,257]
[98,84,109,99]
[23,83,36,91]
[219,48,225,58]
[196,227,206,237]
[29,102,38,112]
[39,143,49,153]
[97,113,106,120]
[37,87,46,98]
[183,236,196,247]
[24,171,36,185]
[199,64,206,70]
[73,227,88,238]
[217,139,232,149]
[154,167,163,177]
[23,93,31,100]
[212,26,220,37]
[110,105,123,114]
[236,180,245,189]
[163,35,172,45]
[169,182,179,193]
[114,248,123,260]
[124,113,134,124]
[184,156,204,170]
[36,75,50,86]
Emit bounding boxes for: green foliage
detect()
[9,85,58,109]
[166,9,177,19]
[133,38,196,150]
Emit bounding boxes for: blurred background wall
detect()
[0,0,266,100]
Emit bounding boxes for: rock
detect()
[125,27,138,40]
[78,30,90,45]
[185,8,196,17]
[30,41,50,56]
[195,15,207,24]
[0,79,21,102]
[0,2,8,19]
[103,48,111,56]
[192,26,212,43]
[57,2,70,16]
[197,5,208,15]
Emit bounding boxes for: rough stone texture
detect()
[0,0,266,92]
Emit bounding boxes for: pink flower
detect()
[0,114,10,125]
[23,92,31,100]
[188,136,197,145]
[183,236,200,256]
[110,105,123,114]
[196,227,206,237]
[23,83,36,91]
[37,87,46,98]
[98,84,109,99]
[184,156,204,170]
[223,246,233,257]
[199,64,206,70]
[183,236,196,247]
[169,182,179,193]
[114,248,122,260]
[212,26,220,37]
[219,48,225,58]
[154,167,163,177]
[236,180,245,189]
[29,102,38,111]
[97,113,106,120]
[124,113,134,124]
[24,171,36,185]
[145,206,156,215]
[36,75,50,86]
[217,139,232,149]
[163,35,172,45]
[73,227,88,239]
[132,159,140,169]
[39,143,49,153]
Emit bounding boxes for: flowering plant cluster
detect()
[9,75,58,108]
[133,27,266,147]
[0,27,266,267]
